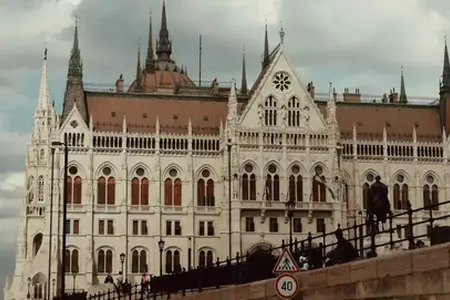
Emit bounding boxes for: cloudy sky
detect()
[1,0,450,296]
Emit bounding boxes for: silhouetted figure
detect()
[367,176,391,233]
[325,228,359,266]
[104,273,114,284]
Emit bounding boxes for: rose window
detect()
[273,72,291,92]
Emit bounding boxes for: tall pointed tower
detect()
[62,20,88,124]
[439,38,450,132]
[4,49,57,300]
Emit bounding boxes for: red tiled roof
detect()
[87,92,227,135]
[317,101,442,142]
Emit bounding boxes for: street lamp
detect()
[51,139,69,298]
[285,199,296,252]
[27,277,31,299]
[71,267,78,293]
[120,253,125,274]
[158,239,165,276]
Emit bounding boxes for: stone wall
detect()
[167,242,450,300]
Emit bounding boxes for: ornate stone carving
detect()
[257,103,263,121]
[280,104,287,123]
[260,209,266,223]
[307,210,313,224]
[303,106,310,121]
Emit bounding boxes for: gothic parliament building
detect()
[4,2,450,299]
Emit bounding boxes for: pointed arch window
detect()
[165,249,181,274]
[312,166,327,202]
[197,169,215,207]
[164,168,182,206]
[131,249,147,274]
[242,163,257,200]
[97,249,113,274]
[362,173,376,210]
[265,164,280,201]
[393,174,408,210]
[64,249,79,273]
[37,175,44,202]
[264,95,277,126]
[33,284,44,299]
[130,167,149,205]
[289,165,303,202]
[423,175,439,210]
[287,96,301,127]
[97,167,116,205]
[33,233,43,256]
[27,176,34,203]
[66,166,82,204]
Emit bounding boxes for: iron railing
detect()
[56,199,450,300]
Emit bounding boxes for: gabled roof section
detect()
[239,44,327,130]
[248,43,281,98]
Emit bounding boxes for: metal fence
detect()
[57,199,450,300]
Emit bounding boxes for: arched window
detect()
[97,249,113,274]
[67,166,82,204]
[289,165,303,201]
[241,163,256,200]
[164,168,182,206]
[97,166,116,205]
[423,175,439,211]
[362,173,376,210]
[37,175,44,202]
[287,96,301,127]
[198,250,214,267]
[197,169,215,206]
[393,174,409,210]
[264,95,277,126]
[130,167,149,205]
[33,233,43,256]
[165,250,181,274]
[27,176,34,203]
[33,284,44,299]
[265,163,280,201]
[131,249,147,274]
[312,166,326,202]
[64,249,79,273]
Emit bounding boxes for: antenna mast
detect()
[199,34,202,87]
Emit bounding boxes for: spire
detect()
[399,66,408,103]
[442,36,450,89]
[262,22,269,69]
[279,22,285,45]
[68,17,83,79]
[37,47,51,112]
[240,47,248,95]
[145,10,155,73]
[135,41,142,92]
[156,0,172,61]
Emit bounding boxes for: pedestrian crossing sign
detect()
[272,248,300,274]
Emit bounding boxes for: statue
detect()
[303,106,310,122]
[257,104,263,121]
[367,176,391,233]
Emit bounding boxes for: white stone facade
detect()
[4,44,449,300]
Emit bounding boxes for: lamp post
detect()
[71,267,78,293]
[51,139,68,298]
[227,138,232,259]
[46,147,56,300]
[158,239,165,276]
[52,279,55,298]
[27,277,31,299]
[120,253,125,274]
[285,199,296,253]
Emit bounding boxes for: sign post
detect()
[273,248,300,299]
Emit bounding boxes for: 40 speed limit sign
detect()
[275,273,299,299]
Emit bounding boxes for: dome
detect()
[128,60,195,93]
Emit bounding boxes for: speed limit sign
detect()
[275,273,299,299]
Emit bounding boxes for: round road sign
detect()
[275,273,299,299]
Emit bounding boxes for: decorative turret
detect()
[240,47,248,95]
[399,66,408,104]
[442,36,450,92]
[62,19,88,123]
[135,43,143,92]
[156,0,172,62]
[145,12,155,73]
[262,24,269,69]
